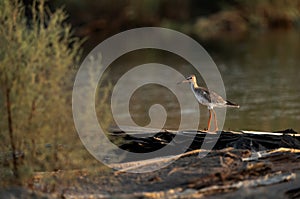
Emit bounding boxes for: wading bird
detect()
[178,75,239,132]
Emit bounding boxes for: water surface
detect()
[97,30,300,132]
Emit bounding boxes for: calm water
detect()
[98,30,300,132]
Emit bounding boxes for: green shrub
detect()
[0,0,87,185]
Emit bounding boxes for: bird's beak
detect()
[177,79,189,84]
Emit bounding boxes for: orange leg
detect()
[207,109,212,131]
[212,109,218,132]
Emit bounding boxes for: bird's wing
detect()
[197,87,226,104]
[194,86,211,102]
[209,90,226,104]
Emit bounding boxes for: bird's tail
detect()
[226,100,240,108]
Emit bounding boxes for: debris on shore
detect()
[4,128,299,199]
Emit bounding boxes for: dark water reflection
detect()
[99,30,300,132]
[206,30,300,131]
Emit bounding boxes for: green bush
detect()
[0,0,90,185]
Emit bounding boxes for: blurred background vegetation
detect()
[1,0,300,191]
[46,0,300,52]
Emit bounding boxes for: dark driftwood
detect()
[109,127,300,153]
[97,128,300,198]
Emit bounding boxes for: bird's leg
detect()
[207,109,212,131]
[212,109,219,132]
